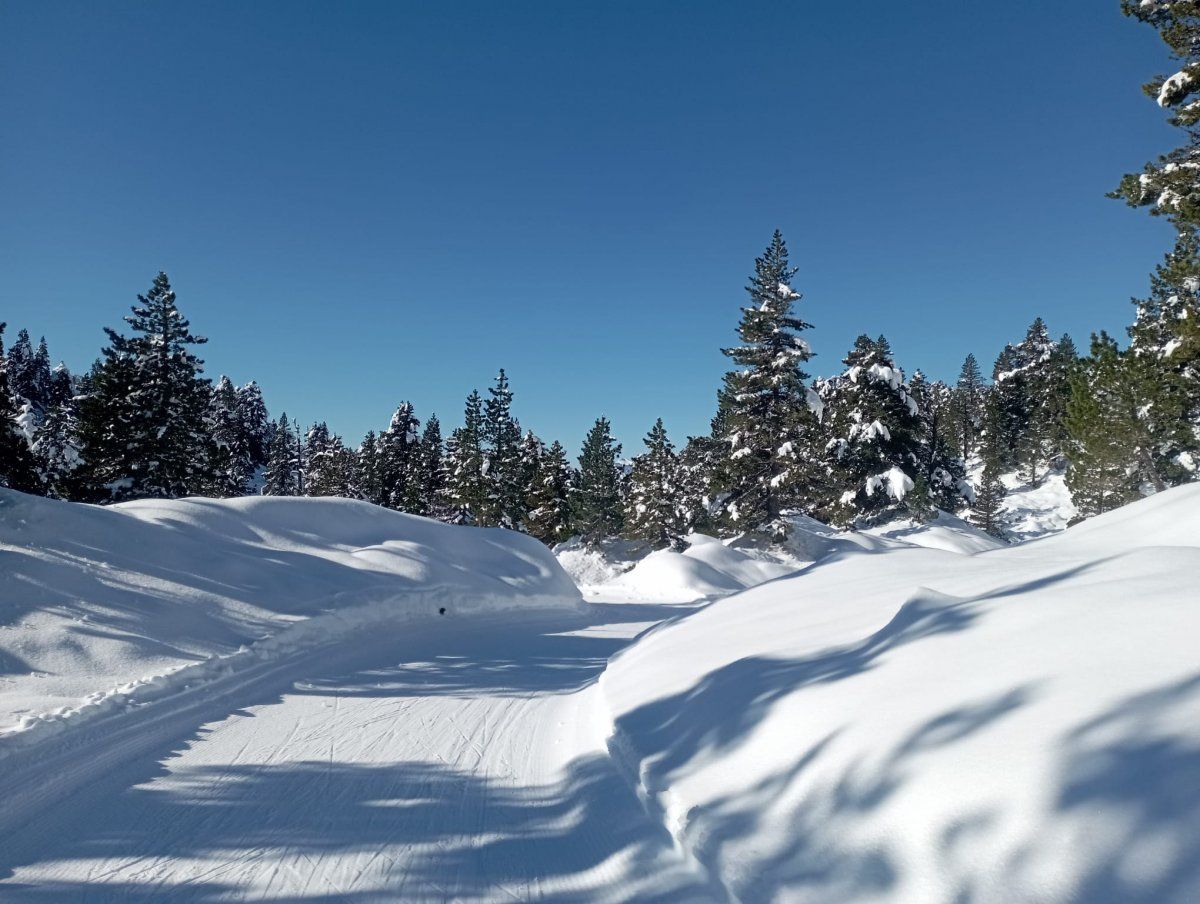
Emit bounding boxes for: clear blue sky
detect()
[0,0,1178,451]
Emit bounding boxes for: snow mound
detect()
[553,537,643,590]
[0,490,580,748]
[600,483,1200,903]
[867,510,1005,554]
[610,534,798,602]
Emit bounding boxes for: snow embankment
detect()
[599,483,1200,903]
[0,490,579,753]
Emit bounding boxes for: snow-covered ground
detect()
[1,484,1196,902]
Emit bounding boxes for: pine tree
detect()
[31,399,82,499]
[445,391,489,524]
[5,328,52,431]
[571,417,623,544]
[378,402,421,512]
[235,381,272,477]
[971,401,1008,537]
[817,335,930,526]
[0,324,40,493]
[1065,333,1178,517]
[482,369,524,528]
[1113,1,1200,234]
[304,422,354,497]
[263,413,301,496]
[74,272,215,501]
[948,353,985,461]
[355,430,385,505]
[524,439,574,545]
[416,415,449,518]
[908,372,970,517]
[719,231,822,537]
[207,375,252,496]
[624,418,688,549]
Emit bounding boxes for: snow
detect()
[999,469,1077,541]
[600,483,1200,902]
[865,465,914,500]
[0,489,579,746]
[1,481,1196,901]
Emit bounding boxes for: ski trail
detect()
[0,602,715,901]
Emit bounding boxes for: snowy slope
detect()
[0,490,579,741]
[600,483,1200,903]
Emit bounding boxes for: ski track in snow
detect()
[0,604,721,903]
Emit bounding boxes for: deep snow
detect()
[0,484,1196,902]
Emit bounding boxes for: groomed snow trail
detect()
[0,603,719,902]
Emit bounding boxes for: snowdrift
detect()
[600,483,1200,903]
[609,534,799,602]
[0,490,580,747]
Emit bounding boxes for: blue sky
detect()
[0,1,1178,451]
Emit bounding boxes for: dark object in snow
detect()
[438,607,446,615]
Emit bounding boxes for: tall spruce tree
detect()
[355,430,385,506]
[0,324,40,493]
[378,402,421,512]
[971,402,1008,537]
[624,418,688,550]
[482,370,524,528]
[572,417,624,544]
[446,390,489,524]
[817,336,940,526]
[948,353,985,461]
[416,414,449,518]
[524,439,574,545]
[719,230,821,537]
[74,272,215,501]
[262,413,301,496]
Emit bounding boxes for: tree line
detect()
[1,3,1197,547]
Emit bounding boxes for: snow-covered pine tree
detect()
[262,413,301,496]
[624,418,688,550]
[207,376,252,497]
[988,318,1059,478]
[378,402,421,512]
[416,414,449,518]
[1113,0,1200,235]
[5,328,52,436]
[1066,333,1177,517]
[355,430,384,505]
[908,372,970,518]
[0,324,40,493]
[31,398,82,499]
[74,272,215,501]
[948,353,985,461]
[482,370,524,528]
[571,416,623,544]
[971,402,1008,537]
[445,391,489,524]
[516,429,544,523]
[719,231,822,537]
[524,439,574,545]
[817,335,931,526]
[235,381,272,479]
[304,422,354,497]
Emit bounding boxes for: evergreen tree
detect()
[262,413,301,496]
[74,272,215,501]
[235,381,272,475]
[1113,1,1200,235]
[378,402,421,512]
[5,328,52,428]
[304,422,353,497]
[948,353,985,461]
[524,439,574,545]
[1065,333,1178,517]
[416,415,449,518]
[445,390,489,524]
[719,231,821,537]
[624,418,688,549]
[207,375,252,496]
[571,417,623,544]
[31,399,82,499]
[908,372,970,517]
[0,324,40,492]
[817,335,933,526]
[355,430,385,506]
[482,369,524,528]
[971,402,1008,537]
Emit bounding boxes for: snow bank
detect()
[0,490,580,749]
[600,483,1200,903]
[609,534,798,602]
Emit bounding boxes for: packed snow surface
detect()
[1,484,1196,902]
[0,490,579,739]
[600,483,1200,903]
